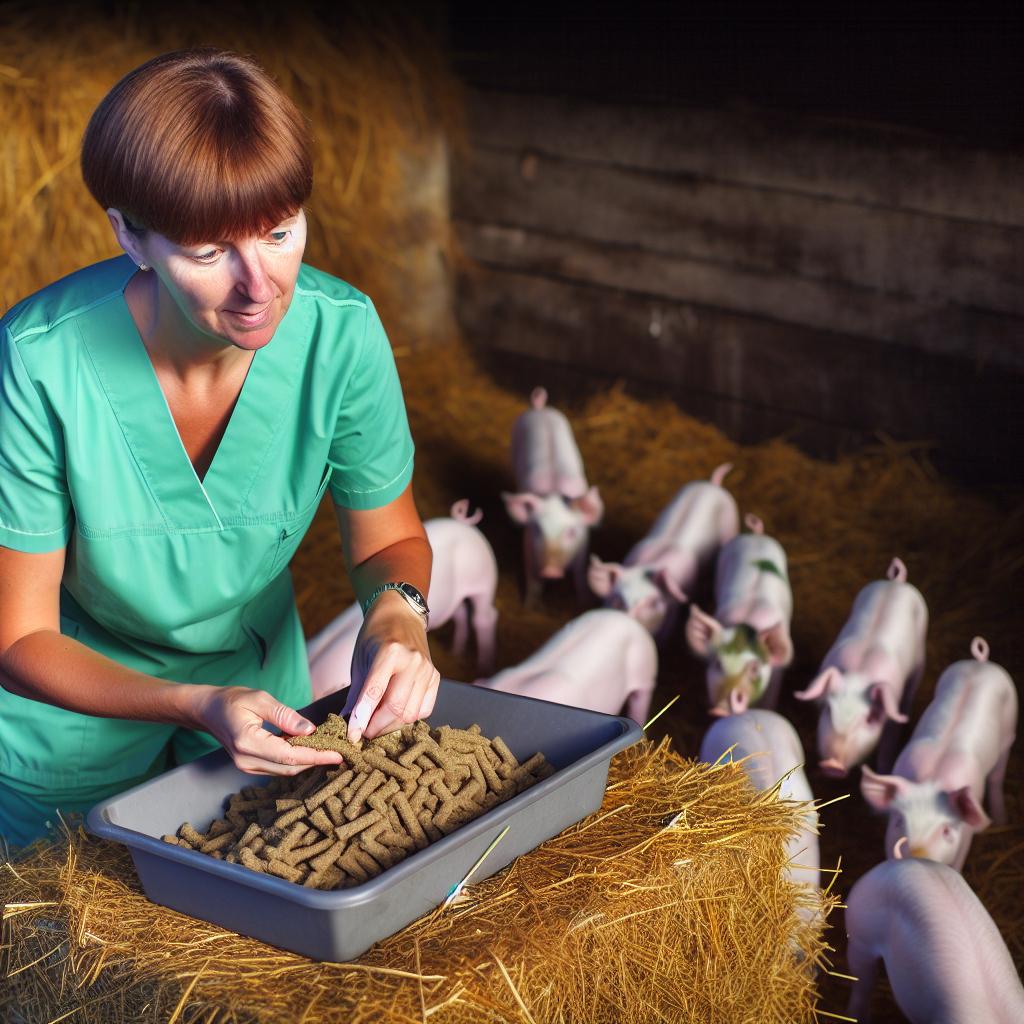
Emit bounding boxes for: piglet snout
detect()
[818,758,849,778]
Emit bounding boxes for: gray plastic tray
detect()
[86,678,644,962]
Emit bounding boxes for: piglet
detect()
[502,387,603,605]
[307,500,499,697]
[860,636,1017,871]
[474,608,658,725]
[699,710,819,897]
[588,462,740,644]
[685,514,794,715]
[794,557,927,777]
[845,857,1024,1023]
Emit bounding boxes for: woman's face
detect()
[111,207,308,352]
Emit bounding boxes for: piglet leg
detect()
[522,532,542,608]
[987,746,1010,827]
[469,596,499,676]
[625,688,654,727]
[757,667,783,711]
[845,938,880,1023]
[451,600,470,658]
[572,545,594,608]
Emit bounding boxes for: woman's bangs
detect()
[152,140,310,246]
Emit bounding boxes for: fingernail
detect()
[299,719,315,733]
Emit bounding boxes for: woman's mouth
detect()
[224,301,273,328]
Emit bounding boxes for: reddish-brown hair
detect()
[81,48,313,245]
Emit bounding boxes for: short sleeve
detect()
[327,298,415,510]
[0,327,73,552]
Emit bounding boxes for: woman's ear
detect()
[106,208,147,268]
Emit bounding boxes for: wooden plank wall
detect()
[451,88,1024,483]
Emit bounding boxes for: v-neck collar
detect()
[77,256,310,531]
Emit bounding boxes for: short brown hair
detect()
[81,48,313,245]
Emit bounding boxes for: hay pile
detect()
[0,740,837,1024]
[0,0,463,347]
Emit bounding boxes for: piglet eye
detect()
[942,825,955,841]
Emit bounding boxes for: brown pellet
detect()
[476,748,503,792]
[240,847,267,873]
[368,778,401,816]
[393,792,427,846]
[363,749,418,784]
[291,766,329,801]
[179,823,205,847]
[325,795,345,826]
[268,860,304,883]
[344,769,385,820]
[515,752,547,778]
[309,806,334,836]
[337,847,370,883]
[200,830,237,854]
[286,835,337,867]
[334,808,382,844]
[273,805,307,830]
[304,768,354,812]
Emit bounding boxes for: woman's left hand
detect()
[344,590,439,743]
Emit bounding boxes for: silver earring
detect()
[138,262,149,271]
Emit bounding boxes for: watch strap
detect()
[361,581,429,626]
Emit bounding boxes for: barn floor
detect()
[289,339,1024,1023]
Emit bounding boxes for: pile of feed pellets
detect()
[161,715,554,890]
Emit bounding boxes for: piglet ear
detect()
[729,686,749,714]
[572,485,604,526]
[686,604,722,658]
[950,786,992,831]
[868,683,909,724]
[501,491,541,525]
[758,622,793,667]
[653,568,689,604]
[587,555,621,597]
[860,766,908,811]
[794,666,841,701]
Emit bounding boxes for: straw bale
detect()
[1,740,839,1023]
[0,0,465,349]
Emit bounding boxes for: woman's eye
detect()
[269,230,290,244]
[193,249,219,262]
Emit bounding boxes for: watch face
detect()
[399,582,428,611]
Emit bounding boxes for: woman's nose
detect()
[231,249,275,304]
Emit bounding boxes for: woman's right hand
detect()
[188,685,344,776]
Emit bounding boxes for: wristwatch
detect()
[361,581,430,628]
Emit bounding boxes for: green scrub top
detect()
[0,254,415,828]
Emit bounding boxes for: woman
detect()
[0,48,439,849]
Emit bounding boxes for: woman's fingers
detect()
[412,668,441,722]
[348,645,399,742]
[237,726,343,767]
[363,662,423,738]
[250,692,316,738]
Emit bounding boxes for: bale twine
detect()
[0,739,839,1023]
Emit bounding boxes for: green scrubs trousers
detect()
[0,255,415,850]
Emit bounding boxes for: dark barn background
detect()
[442,4,1023,485]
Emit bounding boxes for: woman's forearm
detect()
[347,536,433,608]
[0,628,205,727]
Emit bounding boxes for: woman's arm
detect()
[0,545,343,775]
[334,478,440,742]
